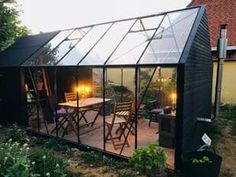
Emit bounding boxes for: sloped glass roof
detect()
[21,7,199,67]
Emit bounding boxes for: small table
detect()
[58,97,111,135]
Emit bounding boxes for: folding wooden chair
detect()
[48,96,76,136]
[64,92,89,125]
[105,101,133,150]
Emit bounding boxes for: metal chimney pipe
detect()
[214,24,228,119]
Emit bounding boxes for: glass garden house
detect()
[0,6,212,169]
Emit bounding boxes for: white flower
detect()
[23,143,28,147]
[32,161,35,165]
[4,157,8,160]
[8,139,12,142]
[26,147,30,150]
[56,163,60,167]
[46,172,50,176]
[42,155,46,159]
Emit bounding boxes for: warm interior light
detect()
[76,85,91,98]
[170,92,177,109]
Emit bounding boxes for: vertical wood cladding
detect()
[181,10,212,155]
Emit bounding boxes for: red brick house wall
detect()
[189,0,236,48]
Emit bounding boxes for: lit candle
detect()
[171,93,177,109]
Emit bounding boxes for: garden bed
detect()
[0,125,177,177]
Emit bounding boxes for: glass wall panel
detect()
[80,20,135,65]
[106,30,155,65]
[54,67,78,142]
[24,67,57,136]
[105,68,135,157]
[22,30,73,66]
[79,68,105,150]
[137,66,177,169]
[58,24,112,66]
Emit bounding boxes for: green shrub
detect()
[0,140,37,177]
[4,124,28,143]
[29,148,68,177]
[0,139,69,177]
[231,108,236,135]
[129,144,167,174]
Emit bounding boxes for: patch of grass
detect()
[231,109,236,135]
[118,171,138,177]
[31,137,70,152]
[208,114,229,147]
[79,151,131,169]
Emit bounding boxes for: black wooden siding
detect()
[180,10,212,156]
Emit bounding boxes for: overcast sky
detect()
[17,0,192,34]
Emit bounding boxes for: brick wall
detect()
[190,0,236,47]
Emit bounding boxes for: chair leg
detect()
[79,111,89,126]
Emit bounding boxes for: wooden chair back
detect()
[64,92,77,102]
[114,101,133,119]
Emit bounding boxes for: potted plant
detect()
[129,144,167,177]
[182,145,222,177]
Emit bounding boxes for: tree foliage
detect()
[0,0,29,52]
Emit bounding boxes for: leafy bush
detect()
[0,139,69,177]
[4,124,28,143]
[0,140,37,177]
[129,144,167,174]
[29,148,68,177]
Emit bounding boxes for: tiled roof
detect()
[189,0,236,48]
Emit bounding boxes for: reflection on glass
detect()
[22,30,73,66]
[105,68,135,156]
[67,28,90,40]
[80,20,135,65]
[51,39,78,64]
[106,30,155,65]
[168,8,198,27]
[58,24,112,66]
[139,16,180,64]
[137,67,176,169]
[139,9,198,64]
[168,8,198,52]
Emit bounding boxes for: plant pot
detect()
[182,150,222,177]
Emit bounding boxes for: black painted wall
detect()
[180,9,212,156]
[0,68,26,125]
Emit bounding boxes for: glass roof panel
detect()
[168,8,198,53]
[139,8,198,64]
[79,20,135,66]
[22,30,73,66]
[58,24,111,65]
[140,15,164,30]
[67,28,90,40]
[130,20,143,31]
[106,30,155,65]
